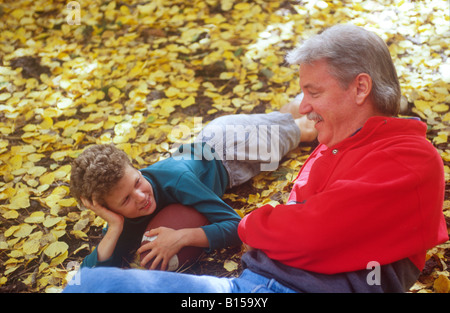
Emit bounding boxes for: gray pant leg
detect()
[195,112,300,187]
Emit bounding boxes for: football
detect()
[140,203,210,271]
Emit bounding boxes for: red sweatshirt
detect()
[238,116,448,274]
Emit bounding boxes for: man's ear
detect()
[354,73,372,105]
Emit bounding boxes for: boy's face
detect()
[103,164,157,219]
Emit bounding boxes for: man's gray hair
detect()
[286,24,401,116]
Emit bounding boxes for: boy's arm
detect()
[95,221,123,262]
[173,173,242,251]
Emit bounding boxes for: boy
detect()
[70,110,316,271]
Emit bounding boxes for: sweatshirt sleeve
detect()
[80,247,115,268]
[174,172,242,251]
[80,218,150,268]
[238,145,448,274]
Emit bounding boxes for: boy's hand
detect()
[137,227,184,271]
[80,197,125,263]
[81,197,124,230]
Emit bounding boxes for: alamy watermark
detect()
[366,261,381,286]
[66,1,81,25]
[66,261,81,286]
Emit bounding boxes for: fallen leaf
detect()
[44,241,69,259]
[434,274,450,293]
[223,259,239,272]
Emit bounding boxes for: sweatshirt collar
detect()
[326,116,427,152]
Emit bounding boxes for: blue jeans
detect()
[63,268,296,293]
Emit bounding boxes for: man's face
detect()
[103,164,157,219]
[298,59,356,148]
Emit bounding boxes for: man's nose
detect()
[299,96,312,115]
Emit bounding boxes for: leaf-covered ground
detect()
[0,0,449,293]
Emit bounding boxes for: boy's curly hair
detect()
[70,144,133,207]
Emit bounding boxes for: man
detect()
[64,24,448,293]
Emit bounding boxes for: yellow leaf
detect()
[165,86,180,98]
[114,122,136,138]
[59,198,77,207]
[414,100,431,112]
[4,265,20,276]
[434,132,448,145]
[233,84,246,95]
[23,239,40,255]
[70,230,88,240]
[235,2,251,10]
[432,103,449,113]
[221,0,234,11]
[0,240,8,250]
[98,132,112,144]
[50,250,68,266]
[4,257,21,266]
[231,98,247,108]
[120,5,130,15]
[158,104,176,117]
[54,165,71,179]
[2,210,19,219]
[44,241,68,258]
[11,8,25,19]
[108,86,121,101]
[27,166,47,177]
[13,223,35,238]
[181,96,196,108]
[39,116,53,130]
[5,225,20,237]
[137,2,157,15]
[247,193,260,204]
[73,243,90,254]
[0,187,15,201]
[93,216,106,227]
[51,150,68,161]
[73,217,90,231]
[43,216,62,228]
[24,211,45,223]
[72,132,85,145]
[8,154,23,171]
[128,62,145,78]
[39,172,55,185]
[9,189,30,210]
[220,72,234,80]
[8,250,23,258]
[442,112,450,122]
[223,260,239,272]
[79,121,104,131]
[434,275,450,293]
[0,93,11,101]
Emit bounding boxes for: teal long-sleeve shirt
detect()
[81,143,241,268]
